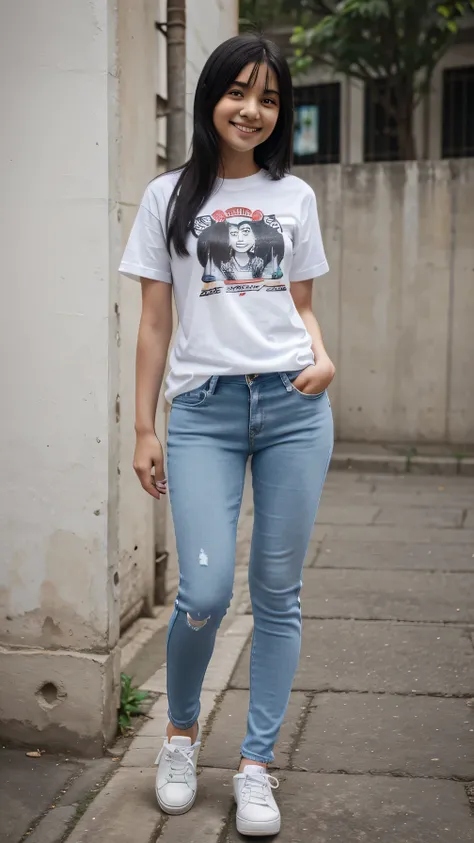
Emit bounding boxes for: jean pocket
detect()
[291,384,325,399]
[173,381,209,407]
[280,370,325,400]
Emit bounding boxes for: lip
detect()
[230,122,261,134]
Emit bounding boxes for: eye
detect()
[262,97,278,106]
[228,89,243,97]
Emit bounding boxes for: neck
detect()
[218,147,260,180]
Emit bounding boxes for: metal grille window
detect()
[293,83,340,165]
[442,65,474,158]
[364,79,400,162]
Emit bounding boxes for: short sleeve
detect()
[290,188,329,282]
[119,185,172,283]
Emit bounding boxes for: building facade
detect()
[269,19,474,165]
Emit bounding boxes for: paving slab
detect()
[313,540,474,571]
[464,510,474,528]
[297,569,474,622]
[316,504,380,525]
[374,506,465,528]
[26,806,78,843]
[320,480,474,507]
[296,693,474,779]
[313,524,474,544]
[0,749,80,842]
[65,768,163,843]
[200,690,309,771]
[350,490,474,508]
[360,474,474,491]
[230,619,474,695]
[223,772,473,843]
[60,758,118,806]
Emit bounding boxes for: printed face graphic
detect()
[229,223,255,253]
[193,206,286,296]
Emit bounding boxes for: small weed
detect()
[118,673,149,734]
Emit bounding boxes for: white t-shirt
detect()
[119,169,329,402]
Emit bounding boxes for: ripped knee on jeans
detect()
[186,612,211,631]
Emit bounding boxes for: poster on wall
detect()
[294,104,319,157]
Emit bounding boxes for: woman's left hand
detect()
[292,357,336,396]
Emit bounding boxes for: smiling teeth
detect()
[233,124,259,133]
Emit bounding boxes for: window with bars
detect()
[292,83,340,165]
[364,79,400,162]
[442,65,474,158]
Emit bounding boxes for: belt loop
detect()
[207,375,219,395]
[279,372,293,392]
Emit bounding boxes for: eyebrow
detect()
[231,80,280,97]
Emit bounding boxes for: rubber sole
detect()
[236,813,281,836]
[155,787,197,816]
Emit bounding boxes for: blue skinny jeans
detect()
[166,371,333,764]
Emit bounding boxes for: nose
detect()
[240,96,260,121]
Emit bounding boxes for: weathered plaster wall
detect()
[299,160,474,444]
[0,0,116,655]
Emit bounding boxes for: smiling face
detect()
[228,222,256,253]
[213,62,280,155]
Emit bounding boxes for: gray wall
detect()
[299,160,474,445]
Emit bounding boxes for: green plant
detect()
[118,673,149,734]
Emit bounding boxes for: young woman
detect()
[120,33,335,838]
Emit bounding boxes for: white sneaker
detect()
[154,727,201,815]
[233,764,281,836]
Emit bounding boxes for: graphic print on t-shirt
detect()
[193,206,286,297]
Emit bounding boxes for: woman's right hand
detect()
[133,432,167,500]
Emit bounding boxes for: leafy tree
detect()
[240,1,474,159]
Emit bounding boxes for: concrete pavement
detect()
[2,470,474,842]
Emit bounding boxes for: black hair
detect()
[166,34,294,257]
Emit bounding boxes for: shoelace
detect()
[236,770,280,806]
[162,740,200,782]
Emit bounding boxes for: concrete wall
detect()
[298,159,474,444]
[0,0,162,754]
[116,1,163,629]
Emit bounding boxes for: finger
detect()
[144,478,161,499]
[292,376,309,392]
[135,466,161,499]
[152,471,167,493]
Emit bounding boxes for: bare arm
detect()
[133,278,172,499]
[290,279,335,392]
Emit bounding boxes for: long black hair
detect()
[166,34,294,257]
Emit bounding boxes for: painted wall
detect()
[299,159,474,444]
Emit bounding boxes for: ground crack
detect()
[287,692,316,770]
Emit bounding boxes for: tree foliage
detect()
[239,0,474,159]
